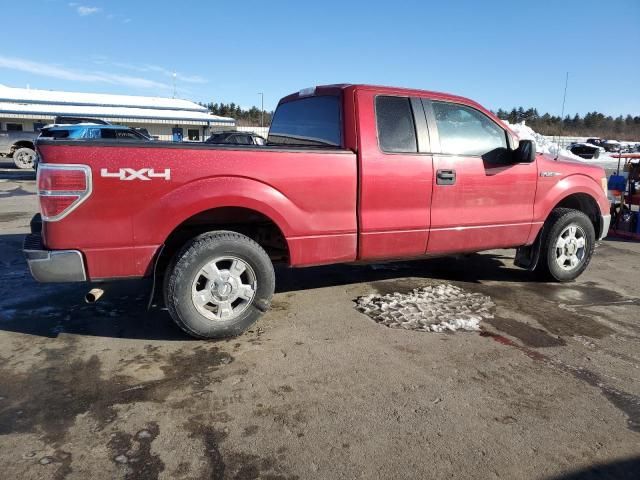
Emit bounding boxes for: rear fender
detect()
[133,175,299,250]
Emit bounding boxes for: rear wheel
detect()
[13,147,36,169]
[165,231,275,339]
[535,208,595,282]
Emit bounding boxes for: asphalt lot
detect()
[1,168,639,479]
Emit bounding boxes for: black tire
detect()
[535,208,596,282]
[165,231,275,339]
[13,147,37,169]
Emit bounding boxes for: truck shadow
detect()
[0,232,529,340]
[0,233,191,341]
[0,167,36,181]
[545,456,640,480]
[275,252,532,293]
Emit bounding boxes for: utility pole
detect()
[172,72,177,98]
[258,92,264,128]
[555,72,569,158]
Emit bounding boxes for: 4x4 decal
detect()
[100,168,171,181]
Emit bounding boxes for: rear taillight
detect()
[37,164,92,221]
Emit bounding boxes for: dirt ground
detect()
[1,169,639,479]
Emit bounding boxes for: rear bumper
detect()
[23,215,87,283]
[599,214,611,240]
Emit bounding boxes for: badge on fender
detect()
[100,168,171,181]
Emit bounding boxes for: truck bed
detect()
[37,139,359,279]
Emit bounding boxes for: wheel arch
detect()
[135,176,302,280]
[10,141,35,154]
[552,192,601,235]
[532,174,607,242]
[161,206,290,266]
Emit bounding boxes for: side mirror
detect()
[513,139,536,163]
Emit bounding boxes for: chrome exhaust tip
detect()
[85,288,104,303]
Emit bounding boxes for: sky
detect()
[0,0,638,115]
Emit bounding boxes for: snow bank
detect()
[503,121,622,167]
[355,284,495,333]
[503,120,584,161]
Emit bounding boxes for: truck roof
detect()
[278,83,512,139]
[280,84,485,110]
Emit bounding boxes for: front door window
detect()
[432,102,507,156]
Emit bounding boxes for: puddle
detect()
[474,281,632,339]
[481,332,640,433]
[185,418,297,480]
[0,211,30,222]
[0,345,234,446]
[108,422,164,478]
[487,318,566,348]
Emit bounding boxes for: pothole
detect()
[355,284,495,332]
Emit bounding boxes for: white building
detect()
[0,84,235,141]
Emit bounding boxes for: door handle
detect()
[436,169,456,185]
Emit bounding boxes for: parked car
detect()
[620,141,640,153]
[567,142,601,159]
[132,127,155,140]
[25,84,610,339]
[602,140,622,152]
[206,131,266,145]
[0,128,39,169]
[39,124,153,141]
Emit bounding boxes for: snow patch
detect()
[503,120,622,168]
[503,120,583,161]
[355,284,495,332]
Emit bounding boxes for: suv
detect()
[567,142,601,159]
[40,124,152,141]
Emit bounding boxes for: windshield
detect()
[268,95,342,148]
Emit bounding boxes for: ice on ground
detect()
[355,284,495,332]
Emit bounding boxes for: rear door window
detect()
[432,102,507,156]
[268,95,342,147]
[375,96,418,153]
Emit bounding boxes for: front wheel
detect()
[535,208,596,282]
[165,231,275,339]
[13,147,37,169]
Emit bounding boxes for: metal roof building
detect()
[0,84,235,141]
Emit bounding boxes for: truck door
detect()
[425,100,537,254]
[356,90,433,260]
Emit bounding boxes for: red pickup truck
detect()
[25,84,611,339]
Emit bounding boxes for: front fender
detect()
[133,176,302,246]
[529,173,608,242]
[535,174,608,220]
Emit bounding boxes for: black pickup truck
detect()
[0,129,38,169]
